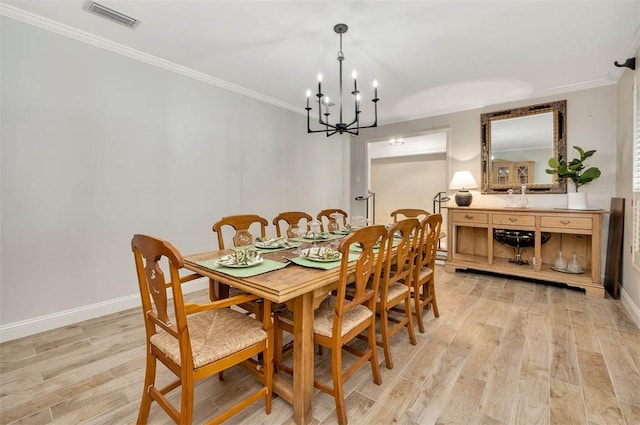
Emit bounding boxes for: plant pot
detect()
[567,192,588,210]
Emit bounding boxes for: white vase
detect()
[567,192,588,210]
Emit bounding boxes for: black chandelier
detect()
[305,23,379,137]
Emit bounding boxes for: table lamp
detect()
[449,171,479,207]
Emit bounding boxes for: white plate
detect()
[306,255,342,262]
[215,257,264,268]
[302,233,330,240]
[300,248,342,262]
[254,238,288,249]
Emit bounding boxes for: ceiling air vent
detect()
[86,1,140,29]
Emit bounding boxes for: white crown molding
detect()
[0,280,208,343]
[0,3,304,116]
[1,3,630,127]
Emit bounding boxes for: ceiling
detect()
[3,1,640,125]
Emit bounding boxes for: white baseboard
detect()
[620,286,640,329]
[0,280,209,343]
[4,280,636,343]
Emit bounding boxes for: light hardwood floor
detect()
[2,268,639,425]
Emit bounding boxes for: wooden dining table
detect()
[183,241,352,425]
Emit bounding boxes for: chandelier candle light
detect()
[306,23,379,136]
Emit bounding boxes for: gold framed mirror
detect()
[481,100,567,194]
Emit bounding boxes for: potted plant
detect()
[545,145,601,209]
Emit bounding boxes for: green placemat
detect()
[196,258,288,277]
[290,252,361,270]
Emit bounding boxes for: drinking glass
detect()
[351,216,368,229]
[308,220,321,247]
[329,212,343,233]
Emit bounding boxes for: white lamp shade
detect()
[449,171,479,190]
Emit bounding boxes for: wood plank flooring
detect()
[1,268,639,425]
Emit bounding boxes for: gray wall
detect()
[350,85,639,320]
[1,18,350,334]
[352,86,617,211]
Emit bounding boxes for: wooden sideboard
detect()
[444,206,607,298]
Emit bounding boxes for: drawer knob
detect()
[509,217,518,222]
[561,219,570,225]
[464,214,474,220]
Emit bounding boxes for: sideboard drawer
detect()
[452,212,488,224]
[540,216,593,230]
[493,214,535,227]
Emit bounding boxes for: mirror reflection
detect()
[481,100,567,194]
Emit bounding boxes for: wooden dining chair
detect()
[132,234,272,425]
[376,218,419,369]
[411,214,443,333]
[273,225,387,425]
[316,208,348,232]
[272,211,312,238]
[212,214,269,250]
[210,214,269,303]
[390,208,430,222]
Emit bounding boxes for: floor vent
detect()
[86,2,140,29]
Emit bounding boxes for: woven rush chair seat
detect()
[274,225,387,425]
[416,265,434,281]
[132,233,272,425]
[150,309,267,368]
[379,282,410,303]
[276,296,373,338]
[347,282,408,303]
[410,214,443,333]
[375,218,419,369]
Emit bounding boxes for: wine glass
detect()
[329,212,342,233]
[351,215,368,229]
[308,220,321,247]
[291,227,307,256]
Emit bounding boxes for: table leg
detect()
[292,291,314,424]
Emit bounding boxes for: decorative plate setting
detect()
[302,232,330,240]
[216,248,263,268]
[254,237,289,249]
[300,247,342,262]
[216,257,264,268]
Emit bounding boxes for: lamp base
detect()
[455,191,473,207]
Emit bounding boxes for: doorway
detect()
[367,131,449,228]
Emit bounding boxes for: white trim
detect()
[0,3,624,126]
[0,280,209,343]
[0,3,302,116]
[620,286,640,329]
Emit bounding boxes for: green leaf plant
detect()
[546,145,601,192]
